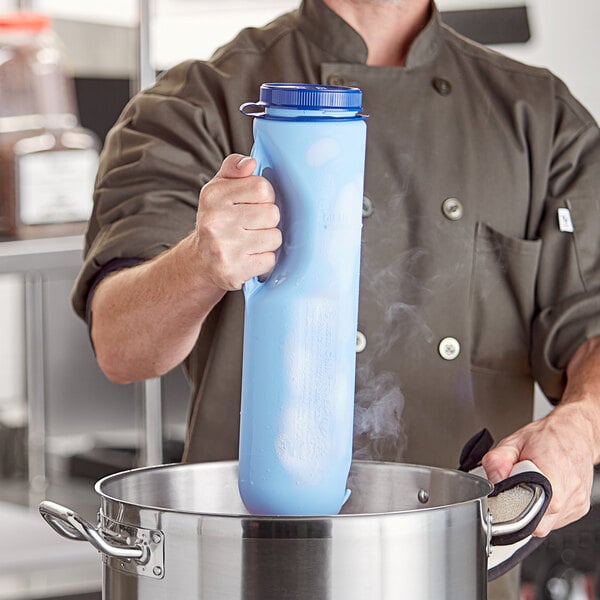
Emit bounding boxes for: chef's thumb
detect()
[217,154,256,179]
[481,444,521,484]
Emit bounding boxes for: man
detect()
[72,0,600,597]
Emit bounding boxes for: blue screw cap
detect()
[258,83,362,110]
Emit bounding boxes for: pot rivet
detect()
[418,489,430,504]
[153,566,163,577]
[152,532,162,544]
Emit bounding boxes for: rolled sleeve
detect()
[71,60,231,320]
[531,81,600,400]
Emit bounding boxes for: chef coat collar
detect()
[299,0,441,68]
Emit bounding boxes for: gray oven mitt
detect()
[459,429,553,581]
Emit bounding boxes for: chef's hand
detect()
[482,337,600,537]
[194,153,281,291]
[90,153,280,383]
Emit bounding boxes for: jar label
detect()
[18,149,98,225]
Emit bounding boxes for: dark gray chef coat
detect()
[73,0,600,492]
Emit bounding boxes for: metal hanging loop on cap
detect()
[239,102,267,117]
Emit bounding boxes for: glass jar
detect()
[0,12,99,238]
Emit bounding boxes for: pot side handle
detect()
[489,481,546,539]
[39,500,146,561]
[486,459,552,546]
[482,460,553,581]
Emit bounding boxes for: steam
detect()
[350,154,441,459]
[353,247,434,462]
[350,153,478,462]
[353,368,406,461]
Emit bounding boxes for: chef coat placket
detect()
[320,58,483,464]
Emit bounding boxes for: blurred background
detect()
[0,1,598,599]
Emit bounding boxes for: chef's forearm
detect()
[561,336,600,463]
[90,233,226,384]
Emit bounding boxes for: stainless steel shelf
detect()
[0,235,85,275]
[0,234,170,500]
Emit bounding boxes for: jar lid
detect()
[258,83,362,110]
[0,12,52,32]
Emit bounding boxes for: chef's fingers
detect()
[535,481,591,537]
[201,174,275,210]
[232,174,276,205]
[534,513,560,538]
[239,203,280,230]
[198,182,277,234]
[534,461,593,537]
[215,155,276,205]
[244,227,282,255]
[192,154,279,290]
[481,442,522,484]
[248,252,277,279]
[217,154,257,179]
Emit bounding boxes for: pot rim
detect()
[95,459,494,519]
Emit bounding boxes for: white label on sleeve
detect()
[557,207,574,233]
[18,149,98,225]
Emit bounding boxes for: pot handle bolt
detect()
[151,531,162,544]
[417,489,430,504]
[39,500,146,561]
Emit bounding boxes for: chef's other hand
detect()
[481,405,595,537]
[483,339,600,537]
[194,153,281,291]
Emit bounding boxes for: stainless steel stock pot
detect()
[39,460,544,600]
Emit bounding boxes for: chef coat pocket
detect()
[469,222,542,374]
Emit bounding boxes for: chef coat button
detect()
[362,195,374,218]
[442,197,464,221]
[327,74,347,86]
[356,331,367,353]
[433,77,452,96]
[438,337,460,361]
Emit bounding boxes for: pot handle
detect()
[486,460,552,546]
[489,480,546,539]
[482,460,553,581]
[39,500,146,561]
[458,432,553,580]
